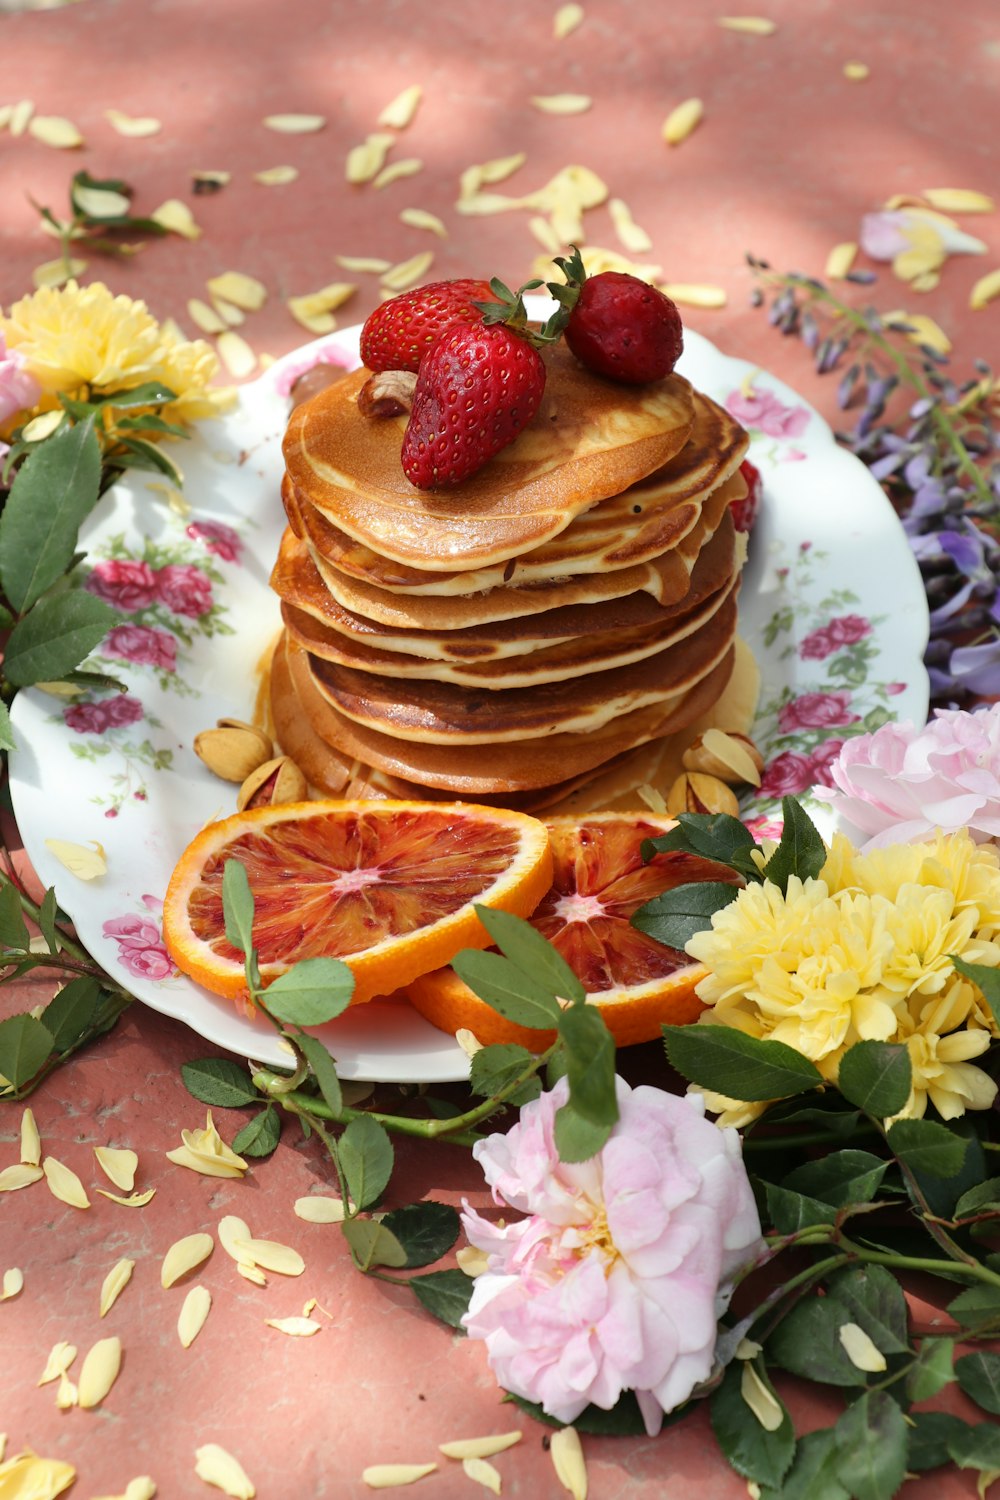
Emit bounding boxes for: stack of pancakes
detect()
[269,342,751,809]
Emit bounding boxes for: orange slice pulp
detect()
[407,812,741,1048]
[163,800,553,1005]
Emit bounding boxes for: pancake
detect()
[283,341,696,570]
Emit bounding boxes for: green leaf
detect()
[0,1013,54,1089]
[759,1430,849,1500]
[469,1043,540,1106]
[761,797,827,893]
[232,1106,281,1159]
[831,1391,908,1500]
[709,1361,795,1486]
[341,1217,407,1272]
[181,1056,258,1109]
[98,381,179,410]
[221,859,254,958]
[663,1024,824,1101]
[947,1285,1000,1332]
[782,1150,889,1209]
[115,435,184,484]
[887,1117,969,1178]
[294,1031,342,1116]
[0,882,31,951]
[950,954,1000,1027]
[552,1103,612,1164]
[948,1421,1000,1473]
[908,1411,973,1472]
[339,1115,394,1209]
[41,977,104,1052]
[906,1338,955,1402]
[768,1298,868,1387]
[260,957,355,1025]
[116,413,189,439]
[409,1268,474,1328]
[0,415,101,613]
[955,1351,1000,1415]
[474,905,585,1003]
[827,1264,910,1355]
[451,949,562,1030]
[558,1004,617,1126]
[955,1177,1000,1219]
[379,1201,460,1268]
[837,1041,912,1119]
[37,887,59,954]
[765,1183,836,1235]
[3,591,119,688]
[631,879,739,949]
[642,812,758,873]
[0,702,15,753]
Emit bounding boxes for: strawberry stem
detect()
[474,274,567,347]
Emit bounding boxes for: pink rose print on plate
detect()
[724,385,810,440]
[759,751,817,798]
[778,691,860,734]
[274,343,358,399]
[102,623,177,672]
[103,911,174,981]
[808,738,846,788]
[186,519,242,564]
[63,694,144,735]
[799,615,873,661]
[154,563,213,617]
[86,559,159,612]
[743,814,785,841]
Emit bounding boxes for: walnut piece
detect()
[357,369,418,418]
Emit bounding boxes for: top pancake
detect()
[283,341,696,571]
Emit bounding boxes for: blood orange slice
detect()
[163,800,553,1005]
[407,812,741,1048]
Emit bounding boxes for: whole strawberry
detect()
[401,321,546,489]
[548,247,683,384]
[360,279,499,374]
[730,457,763,533]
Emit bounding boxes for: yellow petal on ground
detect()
[440,1433,522,1461]
[550,1427,587,1499]
[381,250,435,291]
[838,1321,887,1372]
[373,158,424,190]
[399,207,447,237]
[206,271,267,310]
[161,1232,214,1288]
[362,1465,438,1489]
[825,241,858,279]
[73,185,131,218]
[294,1195,349,1224]
[194,1444,255,1499]
[970,268,1000,310]
[216,333,257,379]
[232,1238,304,1276]
[264,1316,321,1336]
[38,1342,76,1385]
[55,1372,78,1410]
[167,1112,248,1177]
[32,257,88,290]
[336,255,392,273]
[178,1285,212,1348]
[1,1268,24,1300]
[0,1452,76,1496]
[20,1108,41,1167]
[530,94,592,114]
[718,15,776,33]
[104,109,161,137]
[456,1245,490,1277]
[96,1187,156,1207]
[740,1362,784,1431]
[462,1457,502,1495]
[662,97,703,146]
[455,1028,483,1059]
[608,197,652,253]
[253,165,299,186]
[22,411,66,442]
[377,85,423,130]
[209,296,245,328]
[843,60,869,80]
[99,1258,135,1317]
[554,3,584,38]
[43,838,107,880]
[263,113,325,133]
[28,115,84,148]
[660,281,727,308]
[346,132,396,185]
[151,199,202,240]
[924,187,995,213]
[77,1335,122,1409]
[218,1215,254,1261]
[0,1163,43,1192]
[42,1157,90,1209]
[95,1146,138,1192]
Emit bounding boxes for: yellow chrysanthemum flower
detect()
[1,281,234,426]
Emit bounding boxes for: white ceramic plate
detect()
[9,317,929,1081]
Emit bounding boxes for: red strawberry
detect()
[360,279,500,374]
[401,321,546,489]
[731,458,763,533]
[548,249,683,384]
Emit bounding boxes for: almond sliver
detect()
[336,255,392,273]
[608,198,652,254]
[662,97,703,146]
[377,85,423,130]
[20,1108,41,1167]
[439,1433,522,1461]
[178,1285,212,1347]
[825,241,858,280]
[216,332,258,379]
[970,268,1000,310]
[659,281,727,308]
[237,1261,267,1286]
[924,187,995,214]
[1,1267,24,1300]
[232,1237,304,1276]
[161,1232,214,1288]
[346,132,395,185]
[717,15,777,33]
[78,1336,122,1409]
[194,1444,255,1499]
[187,299,228,334]
[554,4,584,38]
[381,251,434,291]
[253,165,299,186]
[96,1187,156,1207]
[218,1215,253,1261]
[462,1458,501,1495]
[9,99,34,136]
[373,158,424,190]
[549,1427,587,1499]
[94,1147,137,1191]
[28,115,84,148]
[56,1371,78,1409]
[294,1195,348,1224]
[399,208,447,237]
[100,1258,135,1317]
[264,1316,321,1336]
[206,272,267,311]
[843,61,869,80]
[38,1341,76,1385]
[208,296,245,328]
[43,838,107,879]
[530,94,592,114]
[42,1156,90,1209]
[362,1465,438,1489]
[263,113,325,133]
[105,109,162,137]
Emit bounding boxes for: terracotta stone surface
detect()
[1,0,999,1494]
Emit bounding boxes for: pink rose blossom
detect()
[63,695,144,735]
[103,623,178,672]
[461,1077,763,1435]
[0,331,41,426]
[154,563,213,617]
[724,386,810,440]
[759,751,817,798]
[86,558,159,612]
[816,705,1000,848]
[778,690,859,734]
[799,615,872,660]
[103,913,173,981]
[186,519,243,564]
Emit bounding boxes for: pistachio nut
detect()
[237,756,308,811]
[681,729,764,787]
[194,721,274,783]
[666,771,740,818]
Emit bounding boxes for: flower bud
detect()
[236,756,308,811]
[666,771,740,817]
[682,729,764,787]
[194,721,274,783]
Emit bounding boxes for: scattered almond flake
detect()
[554,4,584,38]
[38,1342,77,1385]
[99,1258,135,1317]
[286,282,357,332]
[216,332,258,380]
[28,115,84,149]
[462,1457,502,1495]
[362,1465,438,1489]
[253,165,299,186]
[237,1261,267,1287]
[209,296,245,328]
[825,241,858,279]
[454,192,526,218]
[263,112,325,133]
[287,306,336,335]
[96,1187,157,1208]
[0,1435,5,1461]
[346,131,396,185]
[294,1194,349,1224]
[0,1451,76,1493]
[456,1244,490,1277]
[22,411,66,442]
[0,104,12,130]
[166,1111,248,1178]
[455,1027,483,1058]
[9,99,34,136]
[838,1321,887,1372]
[233,1237,304,1276]
[747,1486,762,1500]
[178,1285,212,1348]
[264,1316,321,1337]
[440,1433,522,1461]
[20,1108,41,1167]
[43,838,107,880]
[971,268,1000,310]
[206,271,267,311]
[381,250,435,291]
[399,207,447,237]
[528,215,562,253]
[373,158,424,190]
[923,187,996,214]
[42,1156,90,1209]
[151,199,202,240]
[910,270,941,293]
[662,97,703,146]
[608,198,652,254]
[161,1232,214,1289]
[195,1445,255,1499]
[218,1214,254,1261]
[1,1268,24,1300]
[740,1362,784,1431]
[32,256,88,290]
[883,309,952,354]
[193,170,231,192]
[73,184,131,218]
[459,153,527,200]
[56,1372,78,1410]
[94,1146,138,1192]
[659,281,727,308]
[78,1335,122,1409]
[377,85,423,130]
[91,1479,157,1500]
[104,108,161,137]
[550,1427,587,1499]
[843,60,870,80]
[717,15,777,34]
[530,94,592,115]
[336,255,392,273]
